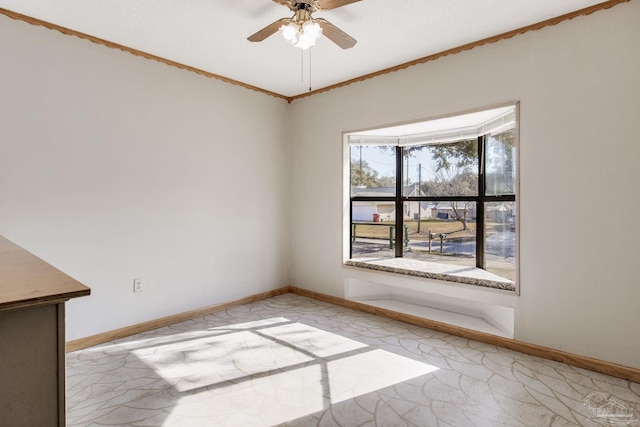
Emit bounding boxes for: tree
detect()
[430,139,477,171]
[423,132,516,229]
[423,169,477,230]
[422,139,478,230]
[350,160,394,188]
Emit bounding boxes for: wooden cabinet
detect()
[0,236,90,427]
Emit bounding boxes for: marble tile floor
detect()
[66,293,640,426]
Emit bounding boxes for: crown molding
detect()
[0,7,290,102]
[0,0,630,104]
[289,0,630,102]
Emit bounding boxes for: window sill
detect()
[344,257,516,292]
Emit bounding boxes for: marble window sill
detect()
[344,257,516,292]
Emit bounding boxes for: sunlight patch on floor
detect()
[328,349,438,404]
[133,318,438,425]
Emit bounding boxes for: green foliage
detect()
[415,140,479,230]
[422,170,478,197]
[350,160,394,188]
[428,139,478,172]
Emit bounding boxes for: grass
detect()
[352,219,506,240]
[351,219,516,282]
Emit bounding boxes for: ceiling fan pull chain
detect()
[309,49,312,91]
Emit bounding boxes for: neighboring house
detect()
[351,187,395,222]
[404,186,432,220]
[430,201,477,221]
[430,202,516,223]
[351,185,431,222]
[352,185,513,223]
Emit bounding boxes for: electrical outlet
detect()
[133,278,144,293]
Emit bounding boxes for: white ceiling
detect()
[0,0,609,98]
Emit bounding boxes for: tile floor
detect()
[66,294,640,426]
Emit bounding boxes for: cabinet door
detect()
[0,304,62,427]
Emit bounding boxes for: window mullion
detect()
[395,146,404,258]
[349,200,353,259]
[477,135,486,269]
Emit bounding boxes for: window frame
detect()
[345,104,518,289]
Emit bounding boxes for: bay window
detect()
[346,105,518,290]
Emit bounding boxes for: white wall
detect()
[290,1,640,368]
[0,16,291,340]
[1,2,638,370]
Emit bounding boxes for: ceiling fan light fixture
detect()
[280,22,299,43]
[294,20,323,50]
[249,0,358,50]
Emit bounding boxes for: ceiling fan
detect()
[248,0,361,50]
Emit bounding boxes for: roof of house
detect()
[351,185,425,198]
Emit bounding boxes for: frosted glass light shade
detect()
[295,21,322,49]
[280,22,299,43]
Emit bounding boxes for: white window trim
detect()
[343,103,520,294]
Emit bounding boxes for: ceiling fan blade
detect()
[248,18,291,42]
[316,0,361,11]
[316,19,357,49]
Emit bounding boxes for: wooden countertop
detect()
[0,235,90,311]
